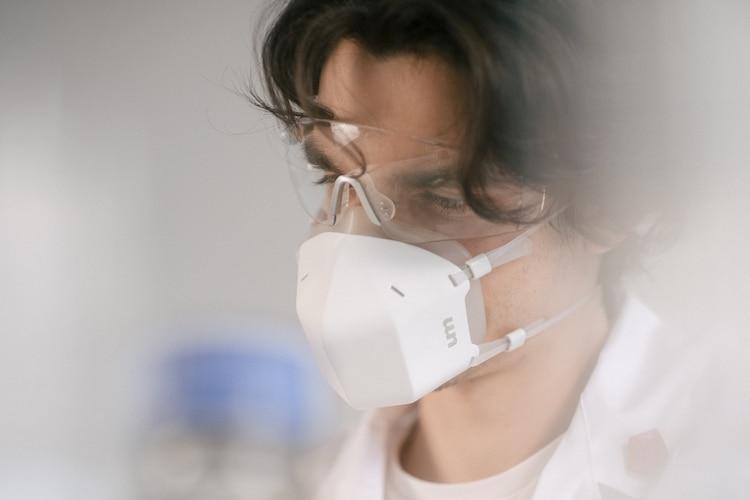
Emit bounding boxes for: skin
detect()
[318,39,612,483]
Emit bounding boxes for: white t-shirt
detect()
[386,431,562,500]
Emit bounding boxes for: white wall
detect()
[0,1,312,498]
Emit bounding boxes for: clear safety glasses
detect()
[286,118,544,242]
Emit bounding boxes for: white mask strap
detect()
[469,287,600,367]
[449,223,542,286]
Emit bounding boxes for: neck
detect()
[399,296,610,483]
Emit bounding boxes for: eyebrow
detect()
[381,159,461,191]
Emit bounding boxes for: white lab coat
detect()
[309,296,707,500]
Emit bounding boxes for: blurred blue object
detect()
[151,324,336,449]
[167,347,303,438]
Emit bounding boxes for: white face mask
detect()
[295,210,590,410]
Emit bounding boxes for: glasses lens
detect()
[287,120,539,241]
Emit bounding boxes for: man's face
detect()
[316,39,604,375]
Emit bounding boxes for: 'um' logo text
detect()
[443,317,457,348]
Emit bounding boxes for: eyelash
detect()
[421,191,467,213]
[307,160,341,186]
[312,168,338,186]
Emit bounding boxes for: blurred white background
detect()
[0,0,748,499]
[0,1,327,498]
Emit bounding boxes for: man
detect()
[251,1,701,498]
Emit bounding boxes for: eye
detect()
[418,174,469,215]
[303,141,343,185]
[303,163,336,186]
[426,192,465,209]
[420,190,468,215]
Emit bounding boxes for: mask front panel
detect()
[297,232,481,409]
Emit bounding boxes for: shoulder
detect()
[534,295,709,499]
[583,293,705,455]
[593,294,701,405]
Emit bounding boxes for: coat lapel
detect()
[533,296,702,499]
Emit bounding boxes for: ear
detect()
[585,235,625,255]
[557,204,630,255]
[580,213,628,255]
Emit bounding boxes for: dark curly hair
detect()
[248,0,683,316]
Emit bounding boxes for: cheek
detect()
[468,229,582,340]
[476,257,536,340]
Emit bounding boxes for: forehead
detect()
[317,39,468,147]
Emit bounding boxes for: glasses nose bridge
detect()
[330,175,383,227]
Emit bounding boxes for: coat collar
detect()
[533,295,702,499]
